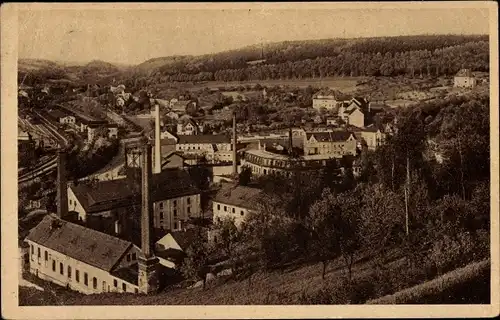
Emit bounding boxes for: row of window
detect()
[30,244,135,293]
[216,204,245,216]
[158,198,191,210]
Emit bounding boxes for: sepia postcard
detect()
[1,2,499,319]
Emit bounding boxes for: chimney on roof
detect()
[138,142,159,294]
[56,150,68,219]
[232,112,238,177]
[154,104,161,174]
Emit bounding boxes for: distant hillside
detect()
[18,59,127,87]
[18,59,62,72]
[126,34,489,83]
[18,34,490,88]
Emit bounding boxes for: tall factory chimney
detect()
[232,112,238,177]
[56,150,68,218]
[137,142,159,294]
[288,126,293,156]
[154,104,162,174]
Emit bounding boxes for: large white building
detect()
[25,214,141,294]
[212,184,263,228]
[303,131,358,157]
[68,169,201,232]
[176,134,233,163]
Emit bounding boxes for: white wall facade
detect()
[454,76,477,88]
[303,136,357,157]
[153,194,201,231]
[26,241,139,294]
[313,98,337,110]
[212,201,252,228]
[69,187,201,232]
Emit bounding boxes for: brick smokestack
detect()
[154,104,161,174]
[138,141,159,294]
[288,126,293,156]
[140,142,154,258]
[56,150,68,218]
[232,112,237,177]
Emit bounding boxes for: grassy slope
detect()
[20,250,405,305]
[366,259,490,304]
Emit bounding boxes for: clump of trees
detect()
[198,92,490,302]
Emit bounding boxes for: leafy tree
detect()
[180,228,212,289]
[238,166,252,186]
[308,188,361,282]
[213,217,240,258]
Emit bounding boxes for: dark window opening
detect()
[84,273,88,286]
[76,270,80,282]
[68,266,72,278]
[114,279,118,287]
[52,260,56,271]
[93,277,97,289]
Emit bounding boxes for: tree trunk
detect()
[391,156,395,191]
[458,135,466,200]
[405,153,410,236]
[322,260,327,280]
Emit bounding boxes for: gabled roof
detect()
[455,69,473,77]
[214,185,263,210]
[345,107,363,116]
[169,229,198,251]
[177,134,231,144]
[25,214,132,272]
[306,131,354,142]
[70,169,201,214]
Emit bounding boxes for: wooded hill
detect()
[18,35,489,88]
[136,34,489,82]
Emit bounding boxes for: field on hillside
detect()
[181,77,365,92]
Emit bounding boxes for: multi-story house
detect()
[353,126,386,150]
[25,214,141,294]
[67,169,201,232]
[242,144,340,177]
[175,134,233,163]
[177,116,201,136]
[303,131,357,157]
[212,184,263,228]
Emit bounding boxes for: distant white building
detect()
[312,89,352,110]
[454,69,477,88]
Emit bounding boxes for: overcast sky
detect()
[18,5,490,65]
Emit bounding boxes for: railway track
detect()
[18,156,57,184]
[18,111,71,186]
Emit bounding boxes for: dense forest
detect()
[19,35,489,89]
[146,35,489,82]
